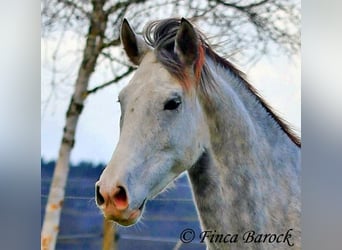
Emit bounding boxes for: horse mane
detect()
[143,18,301,147]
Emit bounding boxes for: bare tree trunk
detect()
[102,219,116,250]
[41,1,107,249]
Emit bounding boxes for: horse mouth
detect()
[106,198,147,227]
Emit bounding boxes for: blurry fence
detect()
[41,164,205,250]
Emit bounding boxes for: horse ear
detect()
[174,18,199,66]
[120,19,150,65]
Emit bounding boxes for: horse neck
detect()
[187,57,300,245]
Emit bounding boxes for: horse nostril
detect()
[113,186,128,210]
[95,184,105,206]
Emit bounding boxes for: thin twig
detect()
[86,67,135,95]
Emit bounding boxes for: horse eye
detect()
[164,97,181,111]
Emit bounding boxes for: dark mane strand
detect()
[142,18,301,147]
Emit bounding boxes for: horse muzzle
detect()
[95,181,146,226]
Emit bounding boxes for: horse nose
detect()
[112,186,129,210]
[95,184,105,206]
[95,183,129,211]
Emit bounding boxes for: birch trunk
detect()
[41,1,107,249]
[102,220,116,250]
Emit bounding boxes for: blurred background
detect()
[40,0,300,249]
[4,1,342,250]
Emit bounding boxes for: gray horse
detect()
[95,18,301,249]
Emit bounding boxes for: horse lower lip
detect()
[126,199,145,221]
[128,209,141,220]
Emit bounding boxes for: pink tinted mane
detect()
[180,43,205,90]
[194,44,205,83]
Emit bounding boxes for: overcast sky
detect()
[41,31,300,165]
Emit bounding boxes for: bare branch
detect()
[242,0,270,9]
[105,0,147,15]
[58,0,91,18]
[86,67,135,95]
[101,51,132,67]
[101,38,120,49]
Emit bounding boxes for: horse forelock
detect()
[143,18,205,91]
